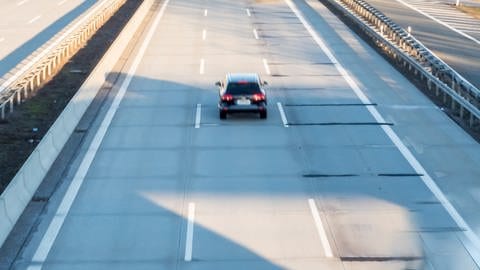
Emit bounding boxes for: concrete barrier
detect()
[0,0,156,247]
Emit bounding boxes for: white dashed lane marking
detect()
[28,15,42,24]
[184,202,196,262]
[308,199,333,257]
[253,28,259,39]
[195,104,201,129]
[277,102,289,128]
[17,0,29,6]
[262,58,270,75]
[200,58,205,74]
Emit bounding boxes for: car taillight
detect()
[252,93,265,101]
[221,94,233,101]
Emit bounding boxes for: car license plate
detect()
[236,99,251,105]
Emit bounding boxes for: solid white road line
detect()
[28,15,42,24]
[195,104,201,128]
[184,202,196,262]
[393,0,480,45]
[17,0,29,6]
[262,58,271,75]
[285,0,480,265]
[246,8,251,17]
[308,199,333,258]
[0,0,111,95]
[204,9,208,17]
[200,58,205,74]
[277,102,289,127]
[27,0,172,269]
[253,28,259,40]
[202,29,207,41]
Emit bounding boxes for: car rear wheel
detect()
[260,110,267,119]
[219,110,227,119]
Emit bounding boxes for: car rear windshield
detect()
[226,82,261,95]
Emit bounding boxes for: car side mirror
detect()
[263,81,268,86]
[215,81,222,87]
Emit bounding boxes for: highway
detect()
[0,0,104,87]
[362,0,480,89]
[6,0,480,269]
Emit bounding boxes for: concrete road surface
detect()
[8,0,480,269]
[0,0,103,87]
[363,0,480,89]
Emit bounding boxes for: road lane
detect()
[15,0,480,269]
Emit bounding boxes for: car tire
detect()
[219,110,227,119]
[260,110,267,119]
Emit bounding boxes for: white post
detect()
[456,0,460,6]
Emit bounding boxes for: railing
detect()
[0,0,127,119]
[322,0,480,129]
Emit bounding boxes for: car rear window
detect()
[226,82,261,95]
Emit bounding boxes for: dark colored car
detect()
[216,73,268,119]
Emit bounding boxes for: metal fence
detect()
[0,0,127,119]
[323,0,480,129]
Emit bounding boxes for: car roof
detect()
[226,73,259,83]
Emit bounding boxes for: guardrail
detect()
[321,0,480,129]
[0,0,127,119]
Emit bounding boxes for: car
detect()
[216,73,268,119]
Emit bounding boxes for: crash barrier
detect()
[321,0,480,129]
[0,0,127,119]
[0,0,156,247]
